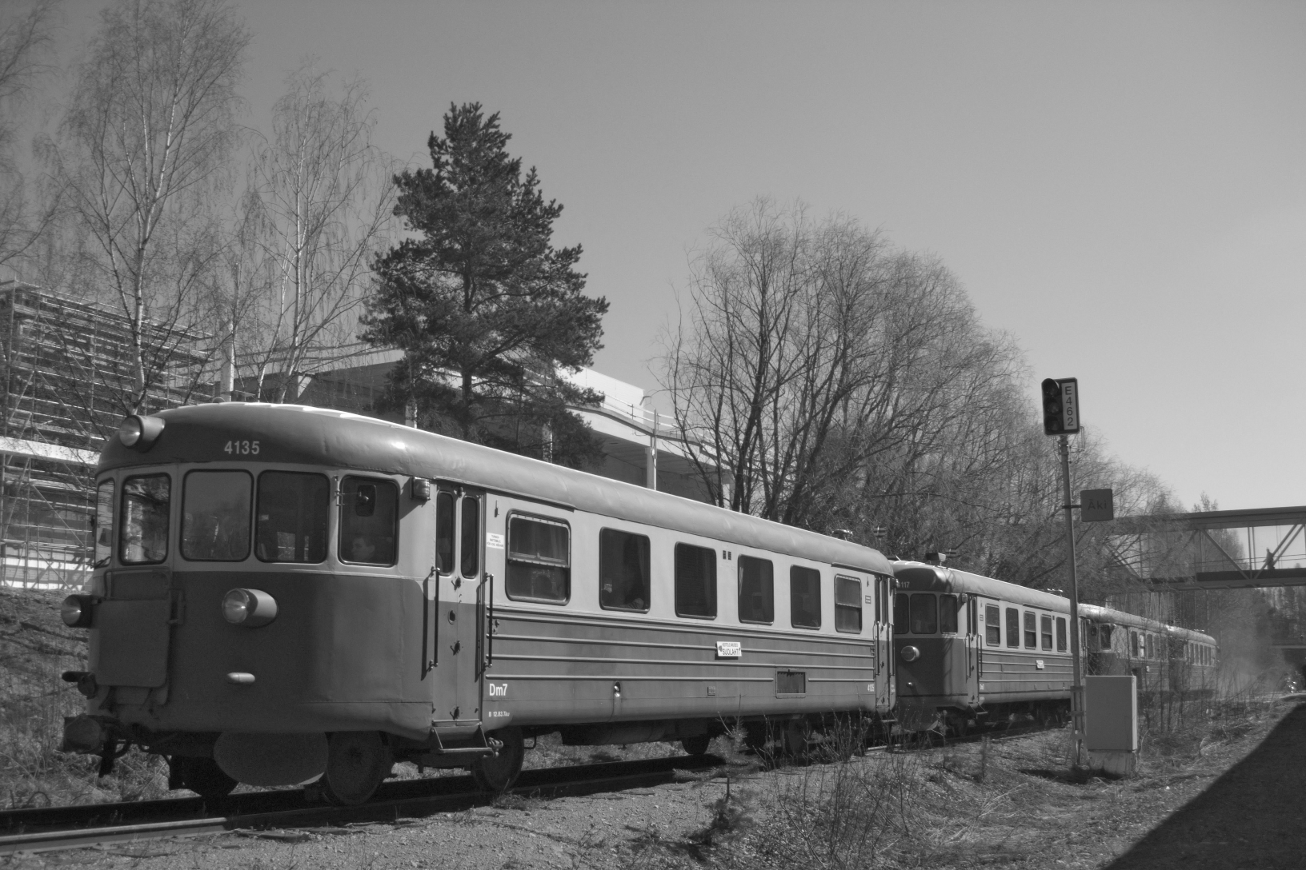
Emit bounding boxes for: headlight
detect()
[61,594,96,628]
[222,588,278,627]
[117,415,164,450]
[900,645,921,662]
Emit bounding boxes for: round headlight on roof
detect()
[117,415,164,451]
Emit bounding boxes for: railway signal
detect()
[1041,377,1080,436]
[1042,375,1085,763]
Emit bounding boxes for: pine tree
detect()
[364,103,609,467]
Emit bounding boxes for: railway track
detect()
[2,722,1065,857]
[0,753,721,857]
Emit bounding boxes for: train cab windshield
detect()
[120,474,170,564]
[93,467,399,568]
[894,592,963,635]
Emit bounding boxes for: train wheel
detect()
[169,756,237,804]
[323,732,392,806]
[472,727,524,793]
[681,734,711,756]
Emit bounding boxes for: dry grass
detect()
[0,586,170,808]
[623,695,1297,870]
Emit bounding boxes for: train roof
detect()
[892,561,1071,612]
[1074,604,1216,645]
[893,565,1218,645]
[98,403,894,576]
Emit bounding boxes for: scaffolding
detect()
[0,280,215,590]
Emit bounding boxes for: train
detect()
[891,560,1218,734]
[57,403,1217,803]
[58,403,897,804]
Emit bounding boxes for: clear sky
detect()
[38,0,1306,513]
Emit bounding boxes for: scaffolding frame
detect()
[0,280,215,590]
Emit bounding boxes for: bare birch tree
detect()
[236,64,396,403]
[0,0,59,273]
[42,0,248,412]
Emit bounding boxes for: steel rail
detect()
[0,754,721,856]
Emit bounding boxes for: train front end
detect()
[59,406,433,802]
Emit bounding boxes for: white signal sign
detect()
[1060,379,1080,433]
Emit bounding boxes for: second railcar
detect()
[892,561,1073,732]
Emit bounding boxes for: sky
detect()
[28,0,1306,513]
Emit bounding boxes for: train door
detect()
[428,484,486,727]
[964,596,981,704]
[874,575,894,712]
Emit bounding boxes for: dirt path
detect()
[1105,701,1306,869]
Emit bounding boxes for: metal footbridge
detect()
[1107,505,1306,590]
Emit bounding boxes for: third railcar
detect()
[892,560,1218,733]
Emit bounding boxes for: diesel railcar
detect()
[1080,605,1218,697]
[892,560,1075,732]
[59,404,896,803]
[890,561,1219,733]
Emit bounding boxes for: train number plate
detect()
[716,641,741,659]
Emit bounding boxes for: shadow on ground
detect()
[1106,701,1306,870]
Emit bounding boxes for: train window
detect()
[908,593,936,634]
[790,566,821,628]
[94,480,114,568]
[181,471,251,561]
[1040,615,1053,651]
[120,474,170,564]
[1100,625,1113,647]
[600,528,650,612]
[506,515,570,603]
[339,478,398,566]
[1023,612,1036,649]
[1005,607,1019,647]
[256,472,328,563]
[676,543,717,619]
[1130,631,1140,657]
[985,604,1001,645]
[460,496,479,577]
[834,576,861,633]
[1056,617,1067,651]
[1145,634,1154,659]
[939,594,958,634]
[435,492,455,573]
[893,593,909,631]
[737,555,774,624]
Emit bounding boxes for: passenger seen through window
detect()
[120,474,170,564]
[339,477,398,565]
[601,528,651,611]
[181,471,251,561]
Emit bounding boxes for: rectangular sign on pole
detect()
[1060,378,1080,434]
[1081,488,1114,522]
